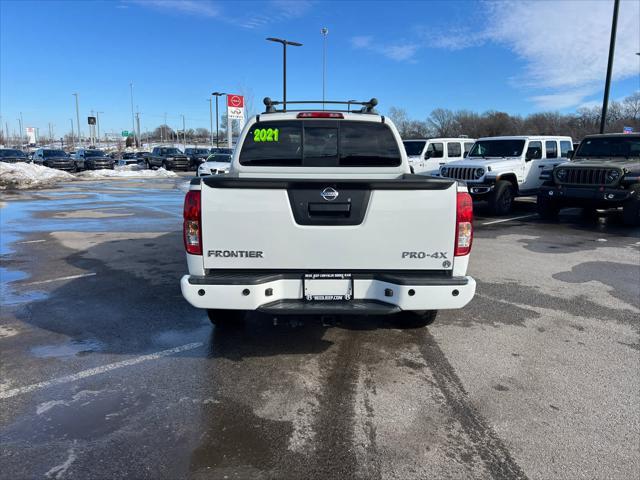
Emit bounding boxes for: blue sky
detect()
[1,0,638,138]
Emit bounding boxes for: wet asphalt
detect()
[0,174,638,480]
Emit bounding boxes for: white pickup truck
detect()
[180,98,476,327]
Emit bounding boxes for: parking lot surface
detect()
[1,175,638,480]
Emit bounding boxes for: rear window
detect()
[239,120,401,167]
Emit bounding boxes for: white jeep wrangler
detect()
[180,98,476,327]
[439,135,573,214]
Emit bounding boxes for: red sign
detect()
[227,94,244,108]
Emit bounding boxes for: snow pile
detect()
[76,166,177,179]
[0,161,75,190]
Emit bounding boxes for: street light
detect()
[600,0,620,134]
[129,82,136,146]
[266,37,303,111]
[347,99,358,112]
[211,92,226,148]
[72,93,81,148]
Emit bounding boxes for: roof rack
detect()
[263,97,378,114]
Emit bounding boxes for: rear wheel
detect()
[488,180,514,215]
[393,310,438,329]
[537,193,561,219]
[622,189,640,226]
[207,309,245,327]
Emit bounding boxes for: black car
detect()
[0,149,28,163]
[76,148,115,170]
[538,133,640,226]
[147,147,189,170]
[184,148,211,169]
[32,148,76,171]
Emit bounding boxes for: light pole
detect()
[208,98,213,147]
[347,99,357,112]
[321,27,328,106]
[211,92,225,148]
[600,0,620,134]
[17,114,23,149]
[129,82,136,146]
[181,114,186,150]
[266,37,303,111]
[72,93,81,147]
[69,119,74,149]
[96,111,104,144]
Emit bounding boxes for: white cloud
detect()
[350,36,419,62]
[130,0,219,18]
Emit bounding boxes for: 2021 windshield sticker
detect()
[253,128,279,142]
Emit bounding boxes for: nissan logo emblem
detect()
[321,187,339,201]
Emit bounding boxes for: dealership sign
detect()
[227,94,245,120]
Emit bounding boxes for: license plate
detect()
[303,273,353,301]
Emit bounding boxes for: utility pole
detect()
[266,37,303,111]
[162,112,167,144]
[70,119,74,149]
[72,93,81,147]
[129,82,136,146]
[96,111,103,145]
[212,92,225,148]
[321,27,329,107]
[208,98,213,147]
[600,0,620,134]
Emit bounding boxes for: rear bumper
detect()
[180,272,476,313]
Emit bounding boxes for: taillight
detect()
[297,112,344,119]
[455,192,473,256]
[183,190,202,255]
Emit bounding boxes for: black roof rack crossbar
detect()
[263,97,378,114]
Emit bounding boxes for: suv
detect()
[184,148,211,169]
[403,138,476,175]
[32,148,75,171]
[0,149,28,163]
[439,135,573,214]
[147,147,190,171]
[180,98,476,327]
[537,133,640,226]
[76,149,114,170]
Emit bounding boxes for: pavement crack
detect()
[415,329,529,480]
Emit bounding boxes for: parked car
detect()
[209,147,233,155]
[197,153,232,176]
[537,133,640,226]
[32,148,76,171]
[180,98,476,327]
[403,138,476,174]
[439,135,573,215]
[0,148,28,163]
[147,147,190,170]
[75,148,114,170]
[184,148,211,169]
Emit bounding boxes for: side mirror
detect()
[424,151,432,159]
[566,150,574,159]
[463,151,469,158]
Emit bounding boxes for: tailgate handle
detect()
[308,202,351,216]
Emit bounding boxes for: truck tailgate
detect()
[200,178,457,271]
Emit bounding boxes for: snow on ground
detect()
[76,165,177,179]
[0,162,75,190]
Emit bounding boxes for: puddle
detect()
[31,339,105,359]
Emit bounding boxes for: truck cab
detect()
[403,138,476,175]
[180,98,476,327]
[439,135,573,215]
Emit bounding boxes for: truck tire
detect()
[207,309,245,327]
[394,310,437,329]
[146,160,152,170]
[162,161,171,171]
[622,194,640,226]
[537,193,560,219]
[488,180,514,215]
